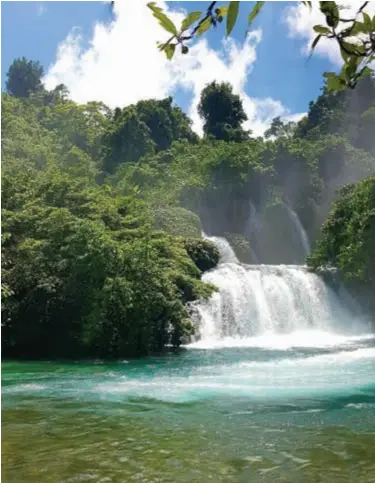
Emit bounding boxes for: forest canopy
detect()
[2,56,375,358]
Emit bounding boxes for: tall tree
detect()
[264,116,296,139]
[295,75,375,153]
[102,106,156,173]
[6,57,44,98]
[198,81,248,141]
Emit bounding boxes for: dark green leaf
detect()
[227,1,240,36]
[341,41,365,56]
[181,11,202,31]
[346,21,366,36]
[342,60,358,81]
[323,72,336,79]
[196,17,212,36]
[311,34,322,52]
[246,1,265,35]
[319,2,339,28]
[158,14,178,36]
[148,5,178,36]
[323,72,347,92]
[147,2,163,14]
[313,25,331,34]
[362,12,372,32]
[164,44,176,60]
[340,46,350,62]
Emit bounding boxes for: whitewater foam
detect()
[191,262,369,347]
[188,331,374,350]
[202,233,239,264]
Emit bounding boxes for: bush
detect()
[224,232,253,263]
[153,207,202,238]
[184,238,220,273]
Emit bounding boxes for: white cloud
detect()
[45,0,298,136]
[284,2,375,66]
[283,111,307,124]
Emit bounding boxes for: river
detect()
[3,238,375,482]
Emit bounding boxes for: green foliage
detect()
[136,97,198,150]
[6,57,44,98]
[101,98,197,172]
[264,116,296,139]
[227,2,239,36]
[182,11,202,31]
[153,207,202,238]
[247,2,265,35]
[224,233,253,263]
[102,106,156,173]
[198,82,249,141]
[3,51,375,358]
[295,76,375,154]
[183,239,220,272]
[1,165,218,357]
[308,175,375,282]
[1,84,219,359]
[148,2,178,35]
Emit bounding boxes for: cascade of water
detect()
[192,260,368,347]
[244,201,260,263]
[202,233,239,264]
[284,204,311,257]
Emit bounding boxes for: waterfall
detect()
[244,201,260,263]
[202,233,239,264]
[191,237,368,348]
[284,204,311,257]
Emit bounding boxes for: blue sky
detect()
[1,1,342,134]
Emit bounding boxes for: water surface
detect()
[3,332,375,482]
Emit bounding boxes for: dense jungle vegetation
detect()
[2,57,375,358]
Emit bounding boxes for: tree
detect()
[308,174,375,281]
[264,117,296,139]
[136,97,197,151]
[102,106,156,173]
[5,57,44,98]
[295,74,375,153]
[147,1,375,93]
[198,81,249,141]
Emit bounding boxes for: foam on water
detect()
[91,341,375,402]
[191,262,369,346]
[188,331,374,350]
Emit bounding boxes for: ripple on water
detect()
[2,336,375,482]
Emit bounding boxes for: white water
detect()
[191,236,370,350]
[244,201,260,263]
[202,233,239,264]
[284,204,311,257]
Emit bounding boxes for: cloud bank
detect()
[45,0,302,136]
